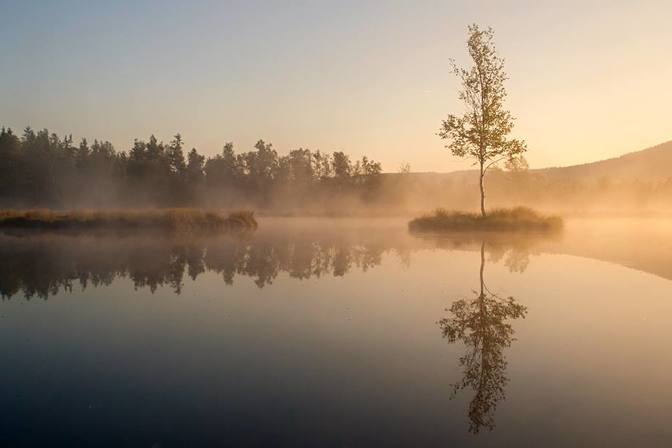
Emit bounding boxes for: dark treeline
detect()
[5,126,668,215]
[0,127,382,209]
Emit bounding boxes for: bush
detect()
[408,207,562,232]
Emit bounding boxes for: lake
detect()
[2,217,672,447]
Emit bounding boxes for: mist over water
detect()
[2,218,672,447]
[4,2,672,446]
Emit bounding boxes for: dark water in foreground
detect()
[2,218,672,447]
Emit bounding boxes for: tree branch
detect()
[483,156,508,173]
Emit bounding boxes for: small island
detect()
[0,209,257,232]
[408,207,562,233]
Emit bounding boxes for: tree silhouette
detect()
[439,241,527,433]
[439,24,527,217]
[0,126,383,209]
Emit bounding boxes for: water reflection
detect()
[0,227,563,301]
[439,241,527,433]
[4,218,667,302]
[2,221,672,446]
[0,230,400,299]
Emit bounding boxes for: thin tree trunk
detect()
[479,241,485,294]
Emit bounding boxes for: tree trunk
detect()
[479,241,485,295]
[479,163,486,218]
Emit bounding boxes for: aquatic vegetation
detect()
[408,207,562,232]
[0,208,257,232]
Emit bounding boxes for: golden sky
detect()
[2,1,671,172]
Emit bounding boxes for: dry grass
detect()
[0,209,258,232]
[408,207,563,233]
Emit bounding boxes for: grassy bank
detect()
[0,209,257,232]
[408,207,562,232]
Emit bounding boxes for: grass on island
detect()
[408,207,562,233]
[0,209,258,232]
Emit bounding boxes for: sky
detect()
[1,0,671,172]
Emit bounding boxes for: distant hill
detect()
[380,140,672,212]
[386,139,672,184]
[534,140,672,183]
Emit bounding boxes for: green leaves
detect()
[439,24,527,175]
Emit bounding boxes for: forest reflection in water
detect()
[0,223,545,300]
[0,232,394,300]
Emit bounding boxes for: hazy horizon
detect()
[2,0,672,172]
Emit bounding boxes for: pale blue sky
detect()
[2,0,671,171]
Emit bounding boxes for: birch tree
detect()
[439,25,526,217]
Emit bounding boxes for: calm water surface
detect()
[2,218,672,447]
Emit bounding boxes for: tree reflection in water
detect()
[0,230,397,299]
[0,227,546,303]
[2,227,531,434]
[439,241,527,434]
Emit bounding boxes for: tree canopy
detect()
[0,126,382,209]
